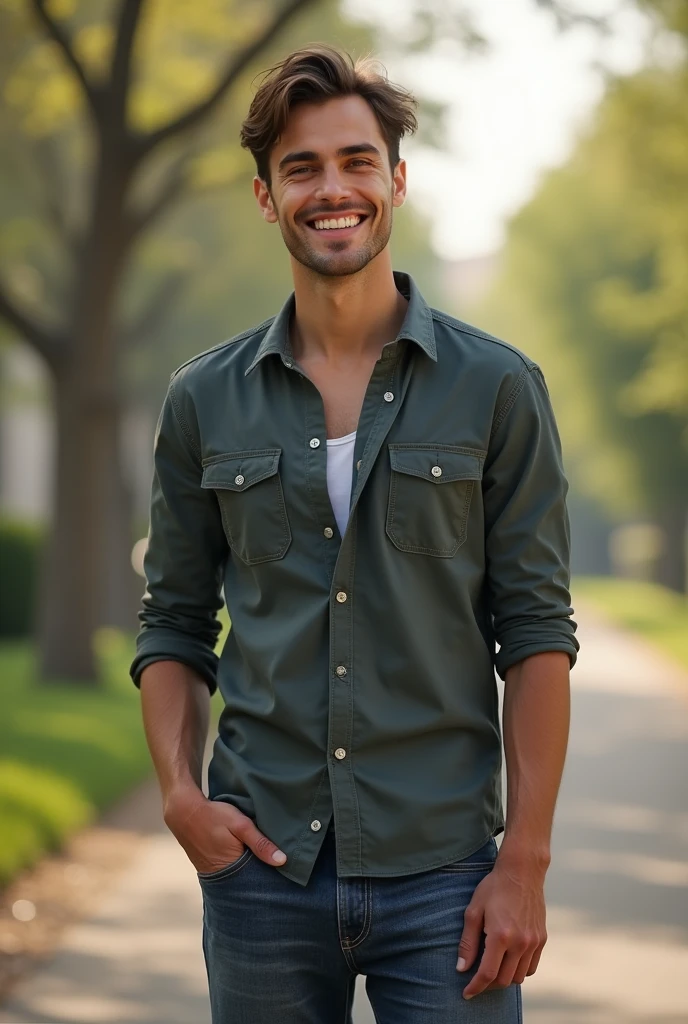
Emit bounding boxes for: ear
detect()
[392,158,407,209]
[254,176,279,224]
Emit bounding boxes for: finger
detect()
[490,948,523,989]
[526,941,546,976]
[456,902,484,972]
[512,949,536,987]
[227,813,287,866]
[462,934,506,1000]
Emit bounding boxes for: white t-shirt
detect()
[326,430,357,538]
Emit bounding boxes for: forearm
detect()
[498,650,571,874]
[139,659,211,815]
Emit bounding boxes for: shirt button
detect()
[323,527,334,539]
[335,665,347,677]
[234,474,245,486]
[309,438,320,448]
[335,591,347,603]
[384,391,394,402]
[334,748,347,760]
[310,819,322,831]
[284,359,293,368]
[431,465,442,478]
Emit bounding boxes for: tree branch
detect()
[535,0,611,33]
[121,268,191,350]
[125,153,194,241]
[30,0,101,118]
[125,153,253,242]
[136,0,314,156]
[110,0,146,122]
[0,276,65,369]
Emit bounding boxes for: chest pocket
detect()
[201,448,291,565]
[386,444,485,557]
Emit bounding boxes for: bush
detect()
[0,518,44,638]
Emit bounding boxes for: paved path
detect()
[1,604,687,1023]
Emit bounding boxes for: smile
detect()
[307,214,368,232]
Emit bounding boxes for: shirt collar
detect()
[244,271,437,376]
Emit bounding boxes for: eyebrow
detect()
[278,143,382,172]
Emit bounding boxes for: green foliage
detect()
[471,64,688,523]
[573,575,688,672]
[0,630,152,886]
[0,517,43,638]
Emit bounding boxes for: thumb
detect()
[229,813,287,867]
[457,903,483,972]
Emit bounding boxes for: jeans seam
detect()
[345,878,372,949]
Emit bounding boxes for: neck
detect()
[289,249,407,365]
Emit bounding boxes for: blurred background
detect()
[0,1,686,1022]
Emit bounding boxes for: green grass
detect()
[573,576,688,673]
[0,630,153,886]
[0,610,231,888]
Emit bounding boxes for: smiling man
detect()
[131,45,579,1024]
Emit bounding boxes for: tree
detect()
[0,0,316,681]
[471,65,688,592]
[0,0,617,683]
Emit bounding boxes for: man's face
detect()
[254,95,406,277]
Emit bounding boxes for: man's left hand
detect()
[456,857,548,1000]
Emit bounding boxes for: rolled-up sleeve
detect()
[483,363,579,680]
[129,375,228,694]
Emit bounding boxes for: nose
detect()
[314,162,352,204]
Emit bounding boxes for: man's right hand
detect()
[163,786,287,873]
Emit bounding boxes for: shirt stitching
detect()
[490,367,529,439]
[168,380,202,462]
[430,309,537,367]
[170,316,276,379]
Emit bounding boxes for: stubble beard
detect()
[276,199,393,279]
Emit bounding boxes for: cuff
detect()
[495,629,579,682]
[130,627,219,695]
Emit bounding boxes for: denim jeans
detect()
[199,823,522,1023]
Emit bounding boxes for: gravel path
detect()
[1,603,686,1023]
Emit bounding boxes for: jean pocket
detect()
[438,837,498,873]
[386,444,485,557]
[201,448,291,565]
[196,845,254,882]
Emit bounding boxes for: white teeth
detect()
[313,215,361,230]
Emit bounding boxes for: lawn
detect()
[0,611,230,887]
[572,576,688,673]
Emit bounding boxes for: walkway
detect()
[1,604,687,1023]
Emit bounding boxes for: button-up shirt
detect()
[130,271,579,887]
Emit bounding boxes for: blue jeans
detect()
[199,823,522,1023]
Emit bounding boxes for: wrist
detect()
[162,781,206,828]
[496,835,551,876]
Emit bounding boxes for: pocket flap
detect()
[201,448,281,492]
[388,445,484,484]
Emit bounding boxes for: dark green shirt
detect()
[130,271,578,887]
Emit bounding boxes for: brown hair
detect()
[240,44,418,185]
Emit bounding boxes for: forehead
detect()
[271,94,386,163]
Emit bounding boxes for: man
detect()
[131,44,578,1023]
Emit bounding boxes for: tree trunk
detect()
[36,373,113,680]
[36,146,138,681]
[654,500,687,595]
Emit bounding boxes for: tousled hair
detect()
[240,44,418,185]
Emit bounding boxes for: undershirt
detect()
[326,430,357,538]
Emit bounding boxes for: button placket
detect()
[326,343,410,874]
